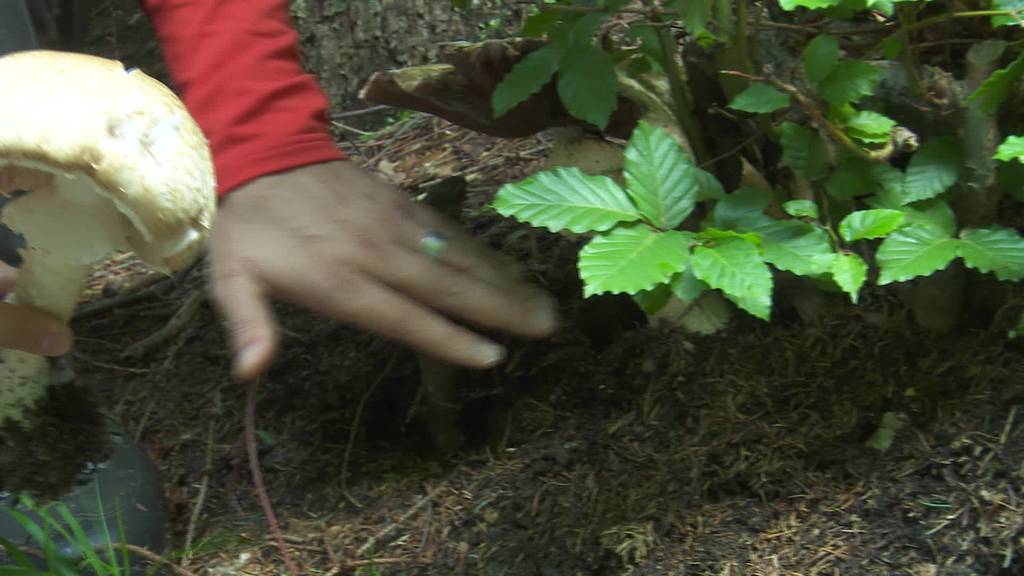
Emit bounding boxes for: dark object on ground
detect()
[0,421,167,569]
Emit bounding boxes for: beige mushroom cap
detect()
[0,50,216,273]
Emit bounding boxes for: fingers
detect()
[0,301,73,356]
[278,266,508,369]
[206,261,279,381]
[0,262,72,356]
[370,248,558,339]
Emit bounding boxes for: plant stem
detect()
[874,10,1021,55]
[644,0,708,163]
[895,3,926,97]
[720,70,894,163]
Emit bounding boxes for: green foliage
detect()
[780,123,828,181]
[967,51,1024,113]
[803,34,839,85]
[958,227,1024,281]
[831,253,868,303]
[839,209,905,241]
[899,138,963,205]
[692,238,774,319]
[728,83,790,113]
[579,226,692,296]
[484,0,1024,330]
[493,167,640,233]
[623,121,703,228]
[491,45,563,118]
[783,199,819,219]
[0,492,131,575]
[995,135,1024,163]
[491,10,619,129]
[876,225,959,284]
[817,60,882,106]
[558,46,618,129]
[843,111,897,144]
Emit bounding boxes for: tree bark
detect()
[289,0,525,111]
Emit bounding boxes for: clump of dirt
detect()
[0,381,108,501]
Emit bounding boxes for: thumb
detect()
[208,264,279,382]
[0,302,73,356]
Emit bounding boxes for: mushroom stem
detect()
[0,248,89,426]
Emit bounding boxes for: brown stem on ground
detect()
[244,376,300,575]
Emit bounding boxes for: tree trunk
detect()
[289,0,524,111]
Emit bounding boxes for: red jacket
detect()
[139,0,345,197]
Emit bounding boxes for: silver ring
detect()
[419,230,449,260]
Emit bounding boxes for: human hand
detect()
[0,262,73,356]
[207,160,559,381]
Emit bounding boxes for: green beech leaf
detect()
[624,121,700,229]
[699,227,762,246]
[818,60,881,106]
[995,135,1024,162]
[997,157,1024,202]
[671,0,713,38]
[783,199,819,219]
[781,122,828,181]
[492,44,563,118]
[670,268,709,302]
[898,199,958,236]
[899,138,963,205]
[691,164,725,200]
[578,226,693,296]
[844,110,896,142]
[493,167,640,233]
[557,46,618,129]
[992,0,1024,27]
[780,0,843,12]
[876,225,959,284]
[750,219,836,276]
[827,156,876,199]
[958,226,1024,281]
[967,52,1024,113]
[803,34,840,86]
[709,187,772,230]
[633,284,672,315]
[521,11,563,38]
[728,82,791,113]
[838,209,906,241]
[831,252,868,303]
[691,237,773,319]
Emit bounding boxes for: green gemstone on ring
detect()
[419,231,448,259]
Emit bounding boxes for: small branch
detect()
[328,105,393,120]
[120,288,204,358]
[873,10,1022,55]
[245,376,300,575]
[645,0,708,163]
[720,69,894,163]
[356,484,447,557]
[111,544,200,576]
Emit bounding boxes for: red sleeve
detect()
[139,0,346,197]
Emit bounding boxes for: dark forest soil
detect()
[10,2,1024,575]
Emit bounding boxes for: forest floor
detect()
[23,1,1024,575]
[67,111,1024,576]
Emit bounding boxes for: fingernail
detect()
[530,299,560,334]
[234,343,263,380]
[475,343,506,367]
[39,331,71,356]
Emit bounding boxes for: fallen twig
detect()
[356,484,447,557]
[121,288,204,358]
